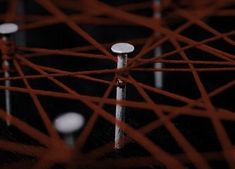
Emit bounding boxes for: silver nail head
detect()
[54,112,85,134]
[0,23,19,35]
[111,43,135,54]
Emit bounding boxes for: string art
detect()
[0,0,235,169]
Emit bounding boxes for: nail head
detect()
[54,112,85,134]
[0,23,18,35]
[111,43,134,54]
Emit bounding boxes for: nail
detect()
[54,112,85,148]
[0,23,18,126]
[153,0,163,88]
[111,42,134,149]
